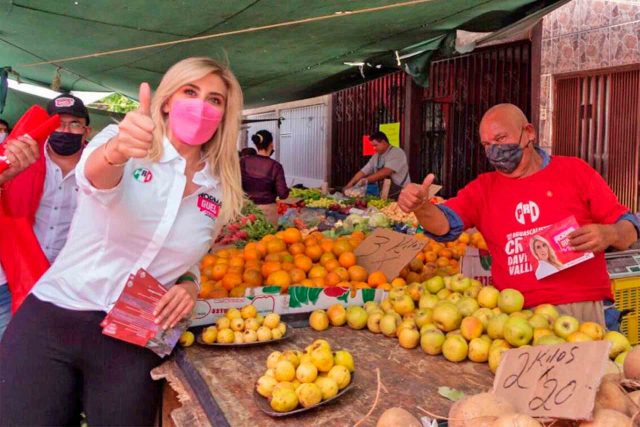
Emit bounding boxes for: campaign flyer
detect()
[102,269,189,357]
[526,216,594,280]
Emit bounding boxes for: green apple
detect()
[477,286,500,309]
[553,315,579,339]
[468,337,491,363]
[528,314,550,329]
[473,308,495,329]
[533,327,554,344]
[566,331,593,343]
[497,289,525,314]
[604,331,631,359]
[534,334,566,346]
[534,304,560,323]
[414,308,434,328]
[487,313,509,340]
[420,329,446,355]
[437,288,451,300]
[503,317,533,347]
[442,335,469,362]
[380,313,398,337]
[419,293,439,310]
[457,297,480,317]
[460,316,484,341]
[366,311,383,334]
[446,292,462,304]
[450,274,472,293]
[432,302,462,332]
[579,321,605,340]
[424,276,445,294]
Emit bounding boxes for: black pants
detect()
[0,295,162,426]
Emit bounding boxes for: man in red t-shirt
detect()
[399,103,639,325]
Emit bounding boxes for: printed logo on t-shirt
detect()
[197,193,221,219]
[133,168,153,183]
[515,201,540,225]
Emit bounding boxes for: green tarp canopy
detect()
[0,0,564,124]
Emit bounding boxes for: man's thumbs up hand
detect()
[398,173,435,213]
[109,82,155,162]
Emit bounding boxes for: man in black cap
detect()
[0,93,91,338]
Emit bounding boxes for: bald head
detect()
[480,103,529,129]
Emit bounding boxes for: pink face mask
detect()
[169,98,223,146]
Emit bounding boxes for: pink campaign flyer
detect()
[526,216,594,280]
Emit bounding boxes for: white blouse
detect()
[33,124,223,312]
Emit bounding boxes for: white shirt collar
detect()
[44,145,76,178]
[160,136,219,189]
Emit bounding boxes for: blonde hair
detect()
[147,57,244,223]
[529,235,563,269]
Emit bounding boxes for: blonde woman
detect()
[0,57,244,426]
[530,235,564,279]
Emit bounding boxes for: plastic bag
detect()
[344,179,367,198]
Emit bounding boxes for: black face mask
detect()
[48,132,84,156]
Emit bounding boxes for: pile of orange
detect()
[396,231,485,284]
[198,228,390,299]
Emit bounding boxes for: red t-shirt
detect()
[445,156,628,307]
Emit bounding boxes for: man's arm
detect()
[570,220,638,252]
[398,174,451,236]
[345,170,366,189]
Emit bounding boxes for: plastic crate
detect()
[612,277,640,344]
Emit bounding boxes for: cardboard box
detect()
[191,285,385,326]
[284,286,385,314]
[461,247,493,285]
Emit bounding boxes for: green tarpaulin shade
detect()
[0,0,564,124]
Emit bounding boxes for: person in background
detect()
[344,131,410,198]
[240,129,289,224]
[0,57,245,426]
[398,103,639,326]
[0,119,9,143]
[0,94,92,340]
[240,147,256,157]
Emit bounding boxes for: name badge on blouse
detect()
[197,193,222,219]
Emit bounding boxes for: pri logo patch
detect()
[197,193,222,219]
[133,168,153,183]
[515,201,540,225]
[54,97,75,107]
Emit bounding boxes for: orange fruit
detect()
[210,264,228,281]
[325,272,342,287]
[281,262,295,272]
[200,254,217,269]
[221,273,242,291]
[354,282,370,289]
[294,255,313,272]
[266,238,286,254]
[208,287,229,298]
[367,271,387,287]
[320,239,335,253]
[243,269,263,287]
[282,228,302,244]
[436,257,450,268]
[351,231,365,240]
[424,251,438,263]
[289,268,306,284]
[439,249,453,259]
[348,265,368,282]
[243,248,261,261]
[198,280,216,298]
[310,231,324,240]
[280,253,294,263]
[264,253,281,263]
[227,266,243,275]
[304,236,317,247]
[332,240,353,257]
[245,259,262,270]
[301,279,315,287]
[262,234,276,243]
[305,245,323,262]
[215,258,229,265]
[229,257,245,268]
[261,261,282,278]
[458,232,470,244]
[319,252,336,266]
[377,282,392,291]
[390,278,406,288]
[405,272,421,284]
[338,252,356,268]
[308,265,328,279]
[336,281,351,288]
[229,286,246,298]
[255,242,268,256]
[275,231,285,240]
[311,277,326,288]
[333,267,350,282]
[288,243,306,256]
[266,270,291,288]
[348,238,361,249]
[324,259,340,272]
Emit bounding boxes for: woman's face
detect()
[163,73,227,115]
[533,240,550,260]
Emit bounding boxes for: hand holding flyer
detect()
[101,269,189,357]
[527,216,594,280]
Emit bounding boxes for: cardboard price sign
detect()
[493,341,610,420]
[354,229,426,280]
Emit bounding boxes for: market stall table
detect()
[154,325,494,427]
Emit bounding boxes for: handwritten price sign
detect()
[354,229,426,281]
[493,341,610,420]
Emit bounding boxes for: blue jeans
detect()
[0,284,11,342]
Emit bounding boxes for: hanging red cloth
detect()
[0,105,60,312]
